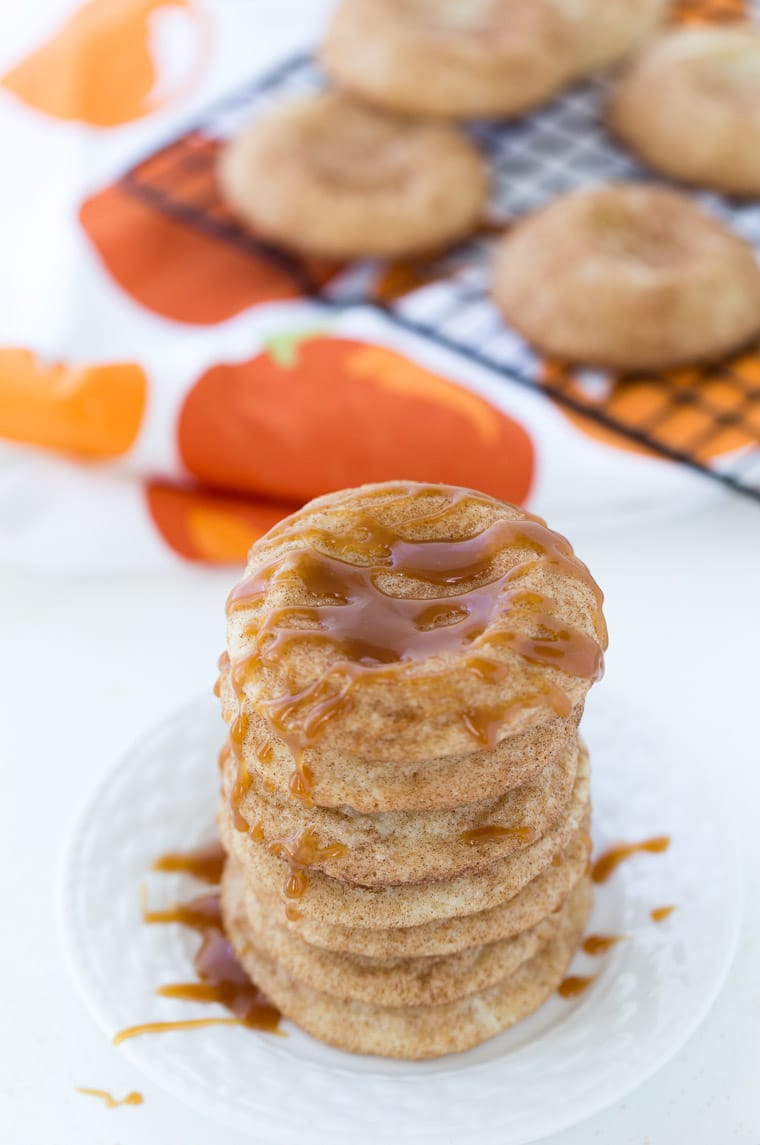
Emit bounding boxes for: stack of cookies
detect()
[216,482,606,1058]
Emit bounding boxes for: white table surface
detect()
[1,3,759,1141]
[1,490,759,1145]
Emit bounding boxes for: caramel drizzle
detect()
[151,841,226,885]
[113,1016,247,1045]
[216,651,256,828]
[651,905,676,923]
[217,650,277,826]
[76,1088,143,1108]
[461,683,572,749]
[265,824,348,922]
[558,975,595,999]
[142,892,221,930]
[591,836,671,885]
[214,650,230,700]
[217,741,231,774]
[120,880,282,1045]
[582,933,626,956]
[223,485,606,804]
[459,824,538,846]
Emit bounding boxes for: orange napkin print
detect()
[79,174,340,324]
[545,358,760,463]
[0,349,146,458]
[146,482,294,564]
[2,0,205,127]
[158,330,536,563]
[177,336,535,506]
[138,334,536,563]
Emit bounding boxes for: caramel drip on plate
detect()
[152,841,226,885]
[558,975,595,999]
[582,934,626,956]
[651,905,676,923]
[223,485,606,801]
[591,836,671,884]
[113,1016,246,1045]
[116,856,282,1045]
[76,1088,143,1109]
[142,892,221,930]
[460,825,539,846]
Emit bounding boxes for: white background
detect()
[1,493,759,1145]
[1,1,759,1142]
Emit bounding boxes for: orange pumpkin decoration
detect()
[2,0,203,127]
[178,335,535,505]
[146,482,293,563]
[0,348,146,458]
[79,174,340,324]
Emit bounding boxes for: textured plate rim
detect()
[58,690,743,1144]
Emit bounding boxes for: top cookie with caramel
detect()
[225,482,606,766]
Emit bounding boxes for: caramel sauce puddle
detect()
[113,844,281,1045]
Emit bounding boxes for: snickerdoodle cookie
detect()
[224,483,605,772]
[218,92,487,259]
[492,183,760,370]
[609,25,760,196]
[321,0,577,119]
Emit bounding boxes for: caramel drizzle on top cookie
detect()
[219,485,605,809]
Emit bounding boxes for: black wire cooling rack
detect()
[120,21,760,504]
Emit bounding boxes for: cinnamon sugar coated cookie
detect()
[609,26,760,196]
[321,0,577,119]
[491,184,760,370]
[218,92,488,259]
[223,484,606,770]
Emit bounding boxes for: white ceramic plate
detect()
[60,689,740,1145]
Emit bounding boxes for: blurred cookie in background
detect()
[321,0,577,120]
[609,25,760,196]
[491,183,760,371]
[218,92,488,259]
